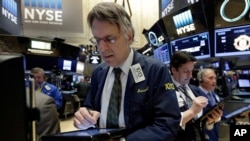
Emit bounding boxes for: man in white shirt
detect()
[170,51,223,141]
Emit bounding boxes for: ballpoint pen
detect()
[87,108,99,128]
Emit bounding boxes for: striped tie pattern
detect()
[106,68,122,128]
[179,86,193,108]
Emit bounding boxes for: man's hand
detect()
[74,107,100,130]
[206,107,223,125]
[190,96,208,115]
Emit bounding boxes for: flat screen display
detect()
[170,31,211,59]
[160,0,199,17]
[25,54,58,71]
[242,70,249,74]
[214,24,250,57]
[0,54,28,141]
[57,58,77,72]
[212,62,220,68]
[58,42,80,60]
[237,78,250,92]
[144,18,168,47]
[31,40,51,50]
[163,1,209,40]
[238,79,250,88]
[215,0,250,29]
[153,43,171,64]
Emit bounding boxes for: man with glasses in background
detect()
[74,2,181,141]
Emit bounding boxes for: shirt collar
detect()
[110,48,133,75]
[199,86,210,94]
[171,76,188,88]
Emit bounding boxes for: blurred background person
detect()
[0,39,61,141]
[26,90,61,141]
[75,76,90,101]
[31,67,62,109]
[197,68,222,141]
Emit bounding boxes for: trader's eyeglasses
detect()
[89,32,124,45]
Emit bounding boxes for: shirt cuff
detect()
[120,137,126,141]
[180,112,185,129]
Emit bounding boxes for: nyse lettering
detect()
[2,7,17,24]
[176,23,195,35]
[24,8,63,22]
[161,0,174,17]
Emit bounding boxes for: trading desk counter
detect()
[232,89,250,98]
[219,98,250,141]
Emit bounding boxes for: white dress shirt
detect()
[99,49,133,128]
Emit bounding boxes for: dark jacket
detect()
[84,50,181,141]
[198,89,221,141]
[175,84,205,141]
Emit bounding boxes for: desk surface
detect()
[232,89,250,98]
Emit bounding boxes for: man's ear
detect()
[126,31,134,42]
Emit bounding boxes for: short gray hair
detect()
[87,2,134,39]
[197,68,215,82]
[31,67,45,76]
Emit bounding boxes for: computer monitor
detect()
[31,40,51,50]
[163,1,211,41]
[212,61,220,69]
[144,18,168,47]
[160,0,199,17]
[0,54,29,141]
[58,42,80,60]
[214,0,250,29]
[25,54,58,71]
[214,24,250,57]
[57,58,77,72]
[238,79,250,88]
[237,78,250,93]
[170,31,211,59]
[242,70,249,75]
[153,42,171,64]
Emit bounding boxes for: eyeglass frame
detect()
[89,32,125,45]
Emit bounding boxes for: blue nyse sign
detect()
[173,10,195,35]
[2,0,17,24]
[0,0,22,35]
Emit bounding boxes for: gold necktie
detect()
[36,86,41,92]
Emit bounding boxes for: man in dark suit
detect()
[74,2,181,141]
[197,68,222,141]
[169,51,222,141]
